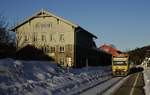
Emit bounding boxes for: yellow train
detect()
[112,53,129,76]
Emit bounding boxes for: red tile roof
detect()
[99,44,121,56]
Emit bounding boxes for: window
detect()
[113,61,127,65]
[46,46,50,53]
[41,46,47,52]
[32,33,37,42]
[59,34,64,41]
[49,33,56,41]
[33,36,37,42]
[51,47,55,52]
[47,46,55,53]
[24,33,28,42]
[24,35,28,42]
[60,46,65,53]
[41,35,46,42]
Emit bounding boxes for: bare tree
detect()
[0,14,16,58]
[0,14,10,44]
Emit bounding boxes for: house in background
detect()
[99,44,122,56]
[10,9,99,67]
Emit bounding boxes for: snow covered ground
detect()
[0,58,114,95]
[143,67,150,95]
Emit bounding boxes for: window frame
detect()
[59,33,65,42]
[59,46,65,53]
[41,34,46,42]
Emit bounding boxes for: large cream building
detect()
[11,9,99,67]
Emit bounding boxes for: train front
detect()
[112,54,129,76]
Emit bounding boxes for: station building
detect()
[10,9,100,67]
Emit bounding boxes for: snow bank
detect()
[0,58,112,95]
[143,68,150,95]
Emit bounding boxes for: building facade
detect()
[10,9,98,67]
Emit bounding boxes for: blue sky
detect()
[1,0,150,51]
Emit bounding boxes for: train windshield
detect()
[113,61,127,65]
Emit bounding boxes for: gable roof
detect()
[76,26,97,39]
[10,9,97,38]
[10,9,78,31]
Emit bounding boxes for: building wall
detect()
[76,30,96,48]
[75,29,98,67]
[15,16,75,67]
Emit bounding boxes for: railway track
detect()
[113,72,145,95]
[78,72,145,95]
[75,76,113,95]
[79,76,125,95]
